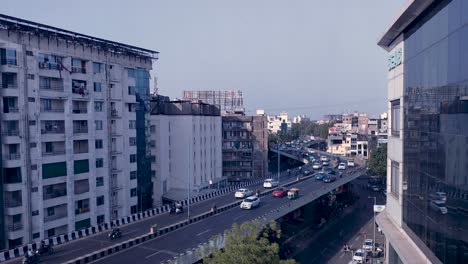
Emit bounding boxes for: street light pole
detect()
[369,196,376,251]
[277,143,280,183]
[187,133,191,220]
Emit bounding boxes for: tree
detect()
[368,144,387,179]
[203,221,296,264]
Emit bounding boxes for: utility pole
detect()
[369,196,376,252]
[187,132,191,220]
[277,142,280,183]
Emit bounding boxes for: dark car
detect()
[315,172,326,180]
[323,175,337,183]
[324,168,336,175]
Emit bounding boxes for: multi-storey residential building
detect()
[0,15,157,249]
[267,112,292,133]
[377,1,468,263]
[150,98,223,204]
[222,112,268,182]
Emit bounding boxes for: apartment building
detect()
[267,112,292,133]
[222,112,268,182]
[150,98,223,204]
[378,1,468,263]
[0,15,157,249]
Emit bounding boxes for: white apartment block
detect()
[150,100,223,204]
[267,111,292,133]
[0,15,157,249]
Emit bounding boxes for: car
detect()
[324,168,336,175]
[240,196,260,209]
[323,175,336,183]
[322,160,329,166]
[263,179,279,188]
[302,169,312,176]
[353,249,365,263]
[272,187,288,197]
[312,163,322,170]
[362,239,374,251]
[429,192,447,203]
[315,172,326,180]
[338,162,346,170]
[429,200,448,214]
[235,188,253,199]
[320,156,328,162]
[347,160,355,167]
[371,185,380,192]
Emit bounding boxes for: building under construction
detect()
[182,90,244,114]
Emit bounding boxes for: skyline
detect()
[3,0,406,118]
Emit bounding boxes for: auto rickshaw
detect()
[288,188,299,199]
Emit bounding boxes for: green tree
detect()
[368,144,387,179]
[204,221,296,264]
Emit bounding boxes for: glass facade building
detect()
[403,0,468,262]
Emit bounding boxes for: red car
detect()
[272,187,288,197]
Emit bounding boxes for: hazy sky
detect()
[4,0,406,119]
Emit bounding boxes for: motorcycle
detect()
[22,253,40,264]
[108,229,122,240]
[36,244,54,256]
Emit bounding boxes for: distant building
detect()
[182,90,244,114]
[267,112,292,133]
[150,99,224,204]
[292,115,309,124]
[324,114,343,122]
[222,112,268,182]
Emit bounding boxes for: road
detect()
[292,177,386,264]
[88,167,360,263]
[5,167,306,264]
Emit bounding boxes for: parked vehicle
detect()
[429,192,447,203]
[338,162,346,170]
[352,249,365,263]
[235,188,253,199]
[272,187,288,198]
[240,196,260,209]
[322,160,329,166]
[263,179,279,188]
[363,239,374,251]
[430,200,448,214]
[347,160,355,167]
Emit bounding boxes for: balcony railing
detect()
[41,107,65,113]
[1,58,17,66]
[4,107,19,113]
[41,128,65,134]
[73,127,88,134]
[2,130,19,136]
[44,213,67,222]
[71,67,86,74]
[44,190,67,200]
[38,62,59,70]
[40,84,64,91]
[4,198,22,208]
[72,109,87,114]
[3,153,20,160]
[7,223,23,231]
[1,83,17,89]
[111,110,119,117]
[75,207,90,215]
[42,150,66,156]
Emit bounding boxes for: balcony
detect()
[73,127,88,134]
[43,189,67,200]
[44,213,67,223]
[4,196,22,208]
[1,73,17,89]
[3,107,19,113]
[3,153,20,160]
[38,62,60,70]
[111,109,120,117]
[44,204,68,223]
[72,80,89,97]
[41,128,65,134]
[7,223,23,232]
[42,150,66,156]
[72,108,87,114]
[2,130,19,136]
[1,58,17,66]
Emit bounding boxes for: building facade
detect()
[0,15,157,249]
[222,113,268,182]
[150,100,223,204]
[378,1,468,263]
[267,112,292,133]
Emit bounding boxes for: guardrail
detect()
[0,168,298,262]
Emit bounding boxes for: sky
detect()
[3,0,407,119]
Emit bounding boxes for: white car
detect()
[347,160,355,167]
[240,196,260,209]
[352,249,364,263]
[235,188,253,199]
[338,162,346,170]
[263,179,279,188]
[429,192,447,203]
[430,200,448,214]
[322,160,329,166]
[312,163,322,170]
[320,156,328,162]
[362,239,374,251]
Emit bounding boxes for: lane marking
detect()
[354,236,360,242]
[233,215,244,221]
[196,229,211,237]
[145,251,162,259]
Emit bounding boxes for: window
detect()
[129,137,136,146]
[93,62,102,74]
[128,86,135,95]
[130,154,136,163]
[0,48,17,65]
[391,100,400,137]
[127,68,136,78]
[74,159,89,174]
[95,120,103,130]
[47,207,55,216]
[26,50,33,56]
[96,158,104,168]
[96,196,104,206]
[27,74,35,80]
[150,125,155,133]
[130,188,137,197]
[32,233,40,239]
[29,120,36,126]
[151,170,156,178]
[97,215,105,225]
[131,205,137,214]
[391,161,399,198]
[42,162,67,179]
[32,210,39,216]
[96,177,104,187]
[95,139,103,149]
[129,120,136,129]
[31,164,37,170]
[30,143,37,148]
[93,82,102,92]
[71,58,86,73]
[130,171,137,180]
[94,101,103,112]
[31,187,38,192]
